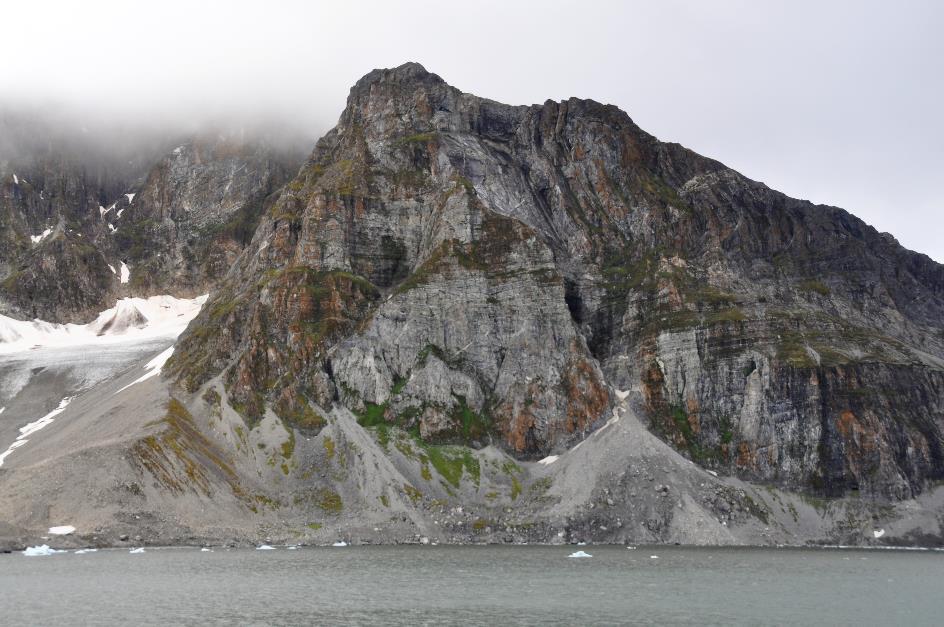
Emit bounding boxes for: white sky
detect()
[2,0,941,261]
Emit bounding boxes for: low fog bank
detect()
[0,102,316,172]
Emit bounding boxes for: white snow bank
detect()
[114,346,175,395]
[108,223,117,233]
[129,547,146,554]
[0,294,207,354]
[256,545,276,550]
[332,541,348,547]
[119,261,130,284]
[538,455,559,466]
[0,397,73,468]
[48,525,76,535]
[30,228,53,244]
[873,529,885,539]
[568,550,592,558]
[23,545,65,556]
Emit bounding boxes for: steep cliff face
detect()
[0,114,301,322]
[170,63,944,503]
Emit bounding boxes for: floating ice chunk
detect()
[48,525,76,535]
[114,346,175,395]
[129,547,145,554]
[568,550,592,558]
[119,262,130,284]
[126,193,135,204]
[30,228,53,244]
[332,541,348,547]
[200,547,213,552]
[650,555,659,559]
[23,545,66,556]
[873,529,885,539]
[74,548,98,554]
[256,545,276,550]
[287,545,299,550]
[538,455,559,466]
[0,407,4,415]
[626,546,636,550]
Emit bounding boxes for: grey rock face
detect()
[166,63,941,500]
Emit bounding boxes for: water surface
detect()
[2,545,941,625]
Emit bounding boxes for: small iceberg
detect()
[626,546,637,550]
[256,545,276,550]
[48,525,76,535]
[129,547,145,554]
[200,547,213,552]
[568,550,592,558]
[23,544,65,556]
[650,555,659,559]
[74,548,98,555]
[332,541,348,547]
[577,542,587,546]
[287,545,299,550]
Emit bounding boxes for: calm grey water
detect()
[2,545,942,626]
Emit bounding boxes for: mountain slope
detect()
[171,63,943,502]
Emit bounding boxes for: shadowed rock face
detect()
[164,62,942,498]
[0,118,302,322]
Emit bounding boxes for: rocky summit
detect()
[1,63,942,550]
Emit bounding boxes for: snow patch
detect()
[650,555,659,559]
[13,174,18,185]
[126,193,135,204]
[538,455,559,466]
[30,228,53,244]
[332,541,348,547]
[0,294,207,354]
[119,262,130,284]
[568,550,592,558]
[0,397,73,468]
[108,264,117,275]
[48,525,76,535]
[114,346,175,395]
[23,545,65,556]
[873,529,886,539]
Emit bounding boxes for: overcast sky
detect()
[2,0,941,261]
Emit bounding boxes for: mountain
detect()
[0,111,303,321]
[1,64,942,550]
